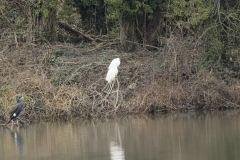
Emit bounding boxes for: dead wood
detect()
[58,21,120,45]
[58,21,94,42]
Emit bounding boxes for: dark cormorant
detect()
[5,96,24,125]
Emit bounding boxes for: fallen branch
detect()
[126,40,162,50]
[58,21,94,42]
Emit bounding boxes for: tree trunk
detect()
[119,18,137,51]
[46,8,57,43]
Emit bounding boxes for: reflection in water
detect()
[1,110,240,160]
[5,126,24,160]
[110,119,125,160]
[110,142,125,160]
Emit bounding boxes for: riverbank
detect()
[0,43,240,123]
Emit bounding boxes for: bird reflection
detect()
[5,126,24,160]
[110,141,125,160]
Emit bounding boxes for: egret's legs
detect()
[108,78,116,94]
[102,77,120,111]
[103,78,116,94]
[114,78,120,109]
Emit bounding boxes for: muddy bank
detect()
[0,43,240,123]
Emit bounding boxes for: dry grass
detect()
[0,43,127,122]
[0,39,240,123]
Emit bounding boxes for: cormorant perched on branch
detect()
[5,96,24,125]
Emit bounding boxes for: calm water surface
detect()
[1,110,240,160]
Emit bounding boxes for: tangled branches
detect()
[87,77,123,118]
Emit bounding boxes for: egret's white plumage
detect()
[108,58,120,69]
[106,67,118,83]
[105,58,120,83]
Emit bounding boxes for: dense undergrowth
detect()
[0,0,240,124]
[0,38,240,123]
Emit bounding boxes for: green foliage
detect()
[58,0,80,25]
[35,8,49,18]
[0,100,3,109]
[105,0,155,19]
[104,0,163,39]
[104,0,122,19]
[32,0,58,18]
[0,84,12,97]
[169,0,211,28]
[109,25,120,37]
[74,0,106,32]
[203,1,240,73]
[21,96,31,104]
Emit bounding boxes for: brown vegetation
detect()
[1,34,240,123]
[0,0,240,123]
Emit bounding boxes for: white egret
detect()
[103,58,121,109]
[108,58,120,70]
[103,58,120,93]
[105,58,120,83]
[106,67,118,83]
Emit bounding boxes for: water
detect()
[1,110,240,160]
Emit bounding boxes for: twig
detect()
[125,40,162,50]
[115,78,120,110]
[0,45,9,63]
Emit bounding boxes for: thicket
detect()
[0,0,240,122]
